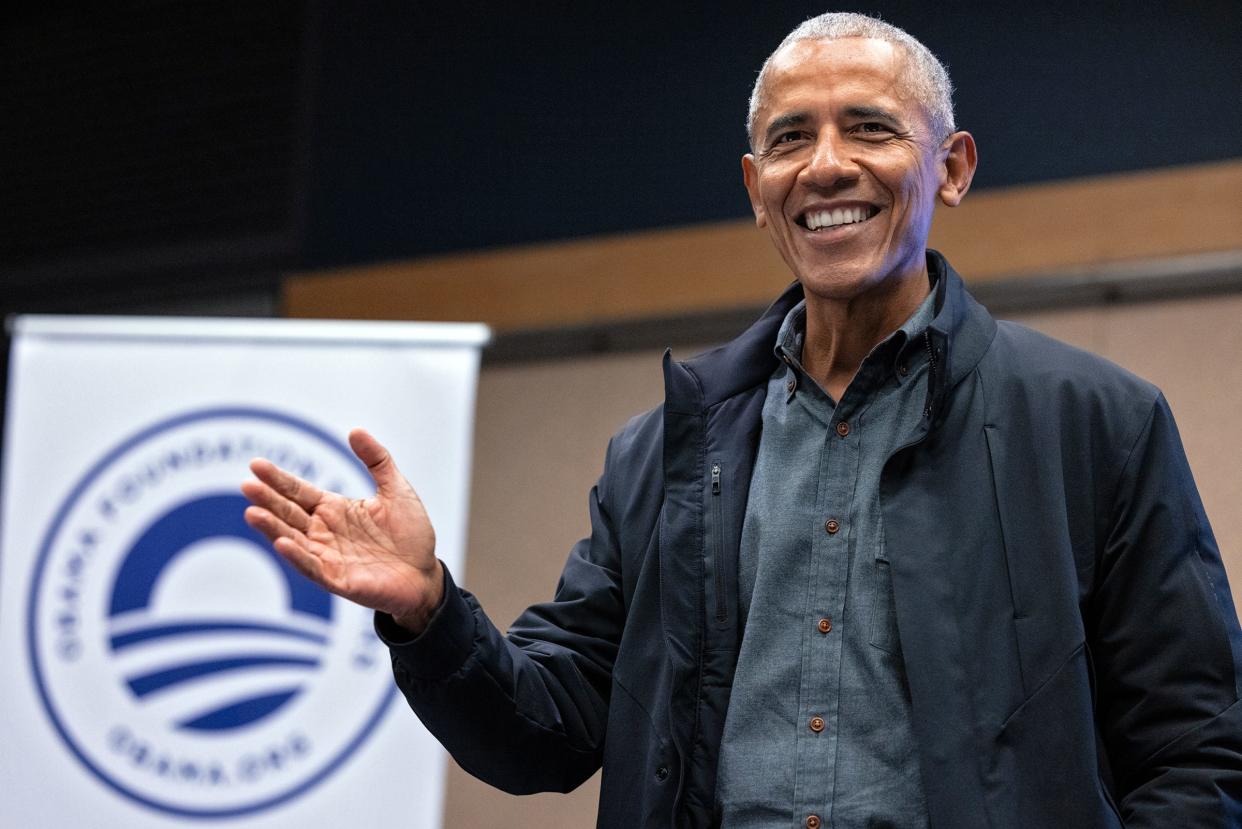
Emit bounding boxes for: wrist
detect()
[390,560,445,635]
[391,608,432,635]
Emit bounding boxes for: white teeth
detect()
[804,207,871,230]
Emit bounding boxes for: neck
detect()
[801,265,931,401]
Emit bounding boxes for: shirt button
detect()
[809,716,825,733]
[806,815,821,829]
[824,518,839,534]
[836,420,850,437]
[654,765,669,782]
[786,378,796,393]
[817,617,833,634]
[898,363,909,376]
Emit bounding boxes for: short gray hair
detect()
[747,12,956,149]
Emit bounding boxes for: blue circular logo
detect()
[27,408,397,817]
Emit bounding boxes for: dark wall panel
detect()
[305,1,1242,266]
[4,1,1239,295]
[1,1,314,304]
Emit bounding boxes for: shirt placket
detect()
[791,385,864,828]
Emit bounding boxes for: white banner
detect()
[0,315,489,828]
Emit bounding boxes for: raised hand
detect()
[240,428,444,633]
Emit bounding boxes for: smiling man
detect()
[741,33,974,403]
[241,12,1242,829]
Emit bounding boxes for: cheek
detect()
[891,168,936,222]
[759,165,797,204]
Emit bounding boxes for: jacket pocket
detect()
[710,461,727,626]
[992,642,1122,828]
[599,677,676,828]
[869,556,900,654]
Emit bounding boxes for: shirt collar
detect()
[774,273,939,372]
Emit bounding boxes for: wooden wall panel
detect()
[285,158,1242,330]
[932,159,1242,278]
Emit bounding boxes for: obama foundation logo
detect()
[27,407,396,818]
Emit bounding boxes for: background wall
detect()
[306,0,1242,265]
[4,2,1240,312]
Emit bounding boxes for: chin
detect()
[797,246,929,302]
[796,263,886,301]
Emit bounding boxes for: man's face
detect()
[743,37,954,302]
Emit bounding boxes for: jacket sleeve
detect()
[373,440,628,795]
[1088,393,1242,826]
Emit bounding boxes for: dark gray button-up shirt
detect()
[716,284,937,829]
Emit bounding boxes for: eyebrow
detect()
[842,105,904,126]
[762,112,811,146]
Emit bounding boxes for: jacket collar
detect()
[926,249,998,392]
[662,280,802,416]
[664,250,997,417]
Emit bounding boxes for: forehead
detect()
[757,37,917,124]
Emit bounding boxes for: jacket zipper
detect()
[922,329,940,419]
[711,462,727,624]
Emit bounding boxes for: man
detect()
[241,13,1242,828]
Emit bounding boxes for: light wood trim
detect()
[287,222,790,330]
[932,158,1242,278]
[285,158,1242,330]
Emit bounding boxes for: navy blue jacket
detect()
[383,252,1242,828]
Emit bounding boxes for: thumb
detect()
[348,428,405,494]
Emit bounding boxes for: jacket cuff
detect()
[373,563,476,681]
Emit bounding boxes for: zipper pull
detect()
[711,463,721,495]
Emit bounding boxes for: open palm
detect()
[241,429,444,632]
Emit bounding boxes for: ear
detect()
[741,153,767,228]
[937,131,977,207]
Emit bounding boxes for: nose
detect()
[800,130,859,188]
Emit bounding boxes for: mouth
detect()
[797,204,880,231]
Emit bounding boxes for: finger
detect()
[245,506,331,588]
[243,504,312,553]
[348,428,406,496]
[243,507,330,585]
[273,536,326,586]
[248,457,325,512]
[240,478,312,533]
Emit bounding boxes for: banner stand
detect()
[1,315,488,828]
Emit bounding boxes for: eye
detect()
[853,122,895,137]
[774,130,805,145]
